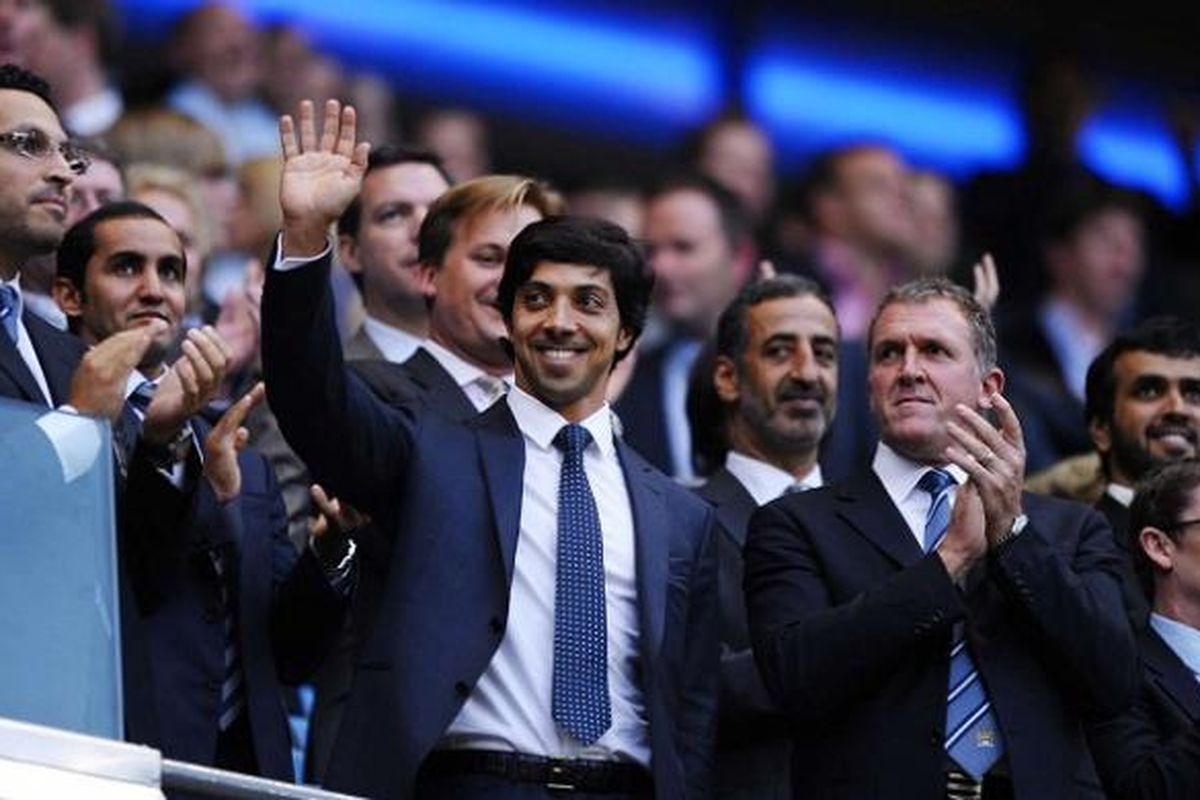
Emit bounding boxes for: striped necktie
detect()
[551,423,611,745]
[209,549,245,732]
[0,285,20,344]
[918,468,1005,780]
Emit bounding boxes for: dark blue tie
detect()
[209,549,245,731]
[918,468,1006,779]
[128,379,156,417]
[551,423,611,745]
[0,285,20,344]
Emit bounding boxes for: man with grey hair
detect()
[746,277,1135,799]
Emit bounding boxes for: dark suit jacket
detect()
[349,348,476,421]
[0,309,84,406]
[696,468,791,800]
[119,431,346,781]
[744,469,1136,799]
[1088,625,1200,799]
[616,337,682,475]
[263,251,719,799]
[1096,491,1152,628]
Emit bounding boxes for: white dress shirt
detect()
[4,275,53,405]
[1040,299,1108,402]
[443,386,650,766]
[1106,483,1134,508]
[872,442,968,548]
[361,315,423,364]
[661,338,702,480]
[421,339,512,413]
[725,450,823,506]
[1150,613,1200,684]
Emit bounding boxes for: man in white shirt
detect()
[337,144,450,364]
[1088,461,1200,798]
[745,277,1135,799]
[263,99,717,799]
[694,274,838,799]
[1082,316,1200,625]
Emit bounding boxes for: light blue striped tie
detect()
[0,284,20,344]
[918,469,1005,780]
[209,550,245,732]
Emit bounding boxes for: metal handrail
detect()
[161,759,364,799]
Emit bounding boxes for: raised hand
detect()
[971,253,1000,312]
[203,382,266,503]
[308,483,368,543]
[143,326,231,445]
[279,99,371,257]
[944,392,1026,547]
[938,479,987,582]
[68,322,166,421]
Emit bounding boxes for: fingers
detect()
[972,252,1000,311]
[987,392,1024,452]
[214,382,265,438]
[335,103,357,157]
[950,402,1017,461]
[756,259,776,281]
[319,99,341,152]
[279,114,299,160]
[310,482,342,518]
[298,99,317,152]
[351,141,371,173]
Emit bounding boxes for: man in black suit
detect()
[264,99,717,799]
[53,200,349,783]
[1083,317,1200,623]
[746,277,1136,799]
[337,144,450,364]
[617,174,753,480]
[694,274,838,798]
[1088,461,1200,799]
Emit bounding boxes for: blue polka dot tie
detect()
[918,468,1006,779]
[551,423,611,745]
[0,284,20,344]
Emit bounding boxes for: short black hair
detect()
[1039,178,1143,246]
[716,274,836,363]
[335,143,450,239]
[57,200,176,292]
[646,173,750,253]
[1085,316,1200,430]
[797,142,892,224]
[1130,461,1200,599]
[497,215,653,364]
[0,63,55,109]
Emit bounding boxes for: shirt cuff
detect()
[272,231,333,272]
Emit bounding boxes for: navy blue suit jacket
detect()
[119,425,346,780]
[0,310,84,406]
[263,252,718,799]
[745,469,1136,799]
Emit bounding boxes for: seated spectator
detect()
[1088,461,1200,799]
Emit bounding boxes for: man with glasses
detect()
[1089,461,1200,798]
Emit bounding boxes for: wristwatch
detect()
[995,513,1028,548]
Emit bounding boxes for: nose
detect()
[139,268,165,301]
[546,295,576,333]
[790,343,819,382]
[45,149,76,188]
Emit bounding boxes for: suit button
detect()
[490,616,505,635]
[454,681,470,697]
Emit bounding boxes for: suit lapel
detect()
[1144,627,1200,722]
[407,349,478,421]
[836,469,925,567]
[473,402,525,586]
[0,316,46,404]
[619,441,668,664]
[697,467,757,547]
[24,311,79,405]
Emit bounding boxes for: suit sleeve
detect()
[679,510,719,800]
[989,504,1137,717]
[262,246,417,522]
[744,499,967,724]
[1087,682,1200,800]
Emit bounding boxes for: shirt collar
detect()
[362,315,424,363]
[422,338,511,389]
[506,384,615,458]
[725,450,822,505]
[873,440,968,500]
[3,273,24,317]
[1151,613,1200,679]
[1106,482,1135,508]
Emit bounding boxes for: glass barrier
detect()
[0,397,121,740]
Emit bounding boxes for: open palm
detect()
[279,99,370,228]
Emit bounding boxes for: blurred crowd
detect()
[4,1,1200,798]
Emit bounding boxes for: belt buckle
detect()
[545,758,577,792]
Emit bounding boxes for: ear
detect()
[1089,416,1113,457]
[417,261,438,301]
[713,355,741,404]
[337,234,361,275]
[52,277,84,321]
[1139,526,1176,572]
[979,365,1005,400]
[614,325,634,360]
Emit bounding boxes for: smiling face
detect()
[868,297,1002,463]
[717,294,839,467]
[509,260,632,422]
[0,87,74,273]
[59,216,185,368]
[1094,351,1200,487]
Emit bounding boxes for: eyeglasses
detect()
[1166,518,1200,533]
[0,129,91,175]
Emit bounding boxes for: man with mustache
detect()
[696,274,838,799]
[1083,316,1200,623]
[745,278,1135,799]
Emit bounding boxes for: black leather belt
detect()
[423,750,654,794]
